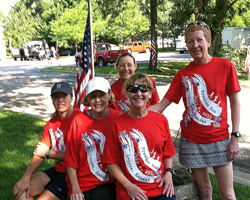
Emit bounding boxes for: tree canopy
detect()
[1,0,250,70]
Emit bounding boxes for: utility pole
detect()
[167,10,169,52]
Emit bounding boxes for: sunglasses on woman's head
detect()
[186,21,209,30]
[126,85,151,93]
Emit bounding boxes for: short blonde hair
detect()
[82,90,115,106]
[114,52,137,71]
[184,22,211,43]
[124,73,155,93]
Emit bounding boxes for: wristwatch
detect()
[46,151,51,159]
[165,168,174,176]
[231,132,241,138]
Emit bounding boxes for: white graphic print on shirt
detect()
[117,99,130,113]
[49,128,66,152]
[49,128,66,164]
[120,129,162,183]
[81,130,110,182]
[182,74,222,127]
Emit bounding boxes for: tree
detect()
[3,2,38,49]
[148,0,158,72]
[50,1,88,52]
[107,1,150,44]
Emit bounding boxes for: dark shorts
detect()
[79,182,116,200]
[43,167,68,200]
[148,194,176,200]
[179,136,231,168]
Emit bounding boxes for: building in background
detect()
[222,27,250,49]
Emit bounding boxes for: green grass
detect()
[0,110,250,199]
[45,61,250,82]
[45,61,191,79]
[209,174,250,200]
[0,110,54,199]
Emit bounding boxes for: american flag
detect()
[55,35,59,59]
[73,16,92,111]
[151,27,156,66]
[244,39,250,73]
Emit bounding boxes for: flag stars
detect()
[215,116,221,123]
[85,145,91,151]
[121,143,128,149]
[182,76,189,83]
[81,133,88,141]
[119,130,127,138]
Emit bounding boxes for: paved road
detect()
[0,53,250,184]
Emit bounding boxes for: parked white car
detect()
[175,40,187,54]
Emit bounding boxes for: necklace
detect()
[88,108,109,119]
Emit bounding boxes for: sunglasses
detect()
[186,21,209,30]
[126,84,151,93]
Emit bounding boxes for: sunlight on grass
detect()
[45,61,191,79]
[44,61,250,82]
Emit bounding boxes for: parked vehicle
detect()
[25,41,46,60]
[121,41,151,53]
[170,39,181,48]
[11,48,29,61]
[75,43,128,67]
[175,40,187,54]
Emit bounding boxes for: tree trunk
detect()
[194,0,230,56]
[149,0,158,72]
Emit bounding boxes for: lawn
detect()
[45,60,250,82]
[0,110,250,199]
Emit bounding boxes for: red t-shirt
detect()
[64,108,120,196]
[41,109,82,173]
[110,76,160,112]
[165,57,241,144]
[102,111,176,200]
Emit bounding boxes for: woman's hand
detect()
[33,142,49,158]
[227,136,239,161]
[124,182,147,200]
[158,172,175,198]
[70,192,85,200]
[13,175,31,200]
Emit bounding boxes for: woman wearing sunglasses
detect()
[64,77,120,200]
[103,73,176,200]
[148,21,241,200]
[110,52,160,113]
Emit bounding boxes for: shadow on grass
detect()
[0,110,53,199]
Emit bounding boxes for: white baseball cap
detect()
[85,77,111,96]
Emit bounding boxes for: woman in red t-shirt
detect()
[103,73,176,200]
[64,77,120,200]
[148,22,241,200]
[13,82,81,200]
[110,52,160,113]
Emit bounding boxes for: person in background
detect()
[64,77,120,200]
[148,21,241,200]
[103,73,176,200]
[13,82,81,200]
[110,52,160,113]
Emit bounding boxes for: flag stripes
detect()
[74,16,92,111]
[244,39,250,73]
[151,27,156,66]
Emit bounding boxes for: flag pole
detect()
[88,0,95,78]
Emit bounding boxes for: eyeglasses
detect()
[186,21,209,30]
[126,85,151,93]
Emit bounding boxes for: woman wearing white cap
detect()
[13,82,82,200]
[64,77,120,200]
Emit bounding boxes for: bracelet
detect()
[165,168,174,175]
